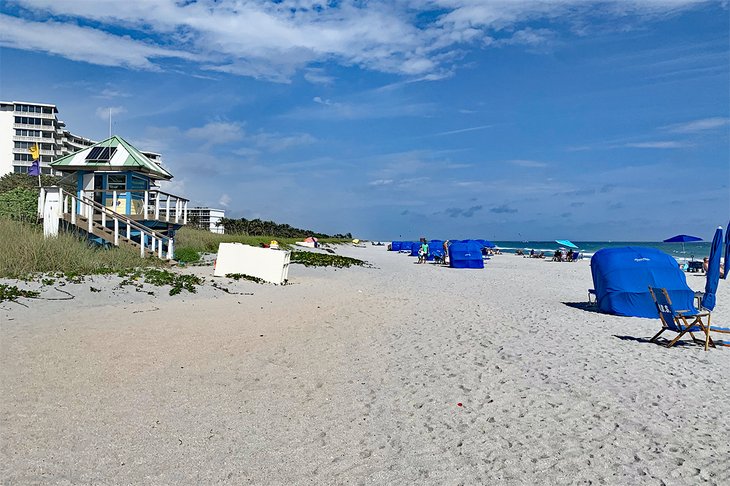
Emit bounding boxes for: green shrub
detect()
[174,247,200,263]
[0,187,38,222]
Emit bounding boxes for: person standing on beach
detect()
[419,238,429,264]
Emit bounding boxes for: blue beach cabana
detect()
[390,241,402,251]
[428,240,445,261]
[410,242,421,256]
[449,240,484,269]
[590,247,695,318]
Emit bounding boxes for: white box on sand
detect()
[214,243,291,284]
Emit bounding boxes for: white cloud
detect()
[369,179,394,186]
[93,87,131,99]
[313,96,334,106]
[435,124,493,136]
[249,132,316,152]
[218,193,232,208]
[662,117,730,133]
[186,121,245,145]
[2,0,716,81]
[624,141,690,148]
[95,105,126,120]
[0,13,194,70]
[509,159,549,168]
[304,68,335,85]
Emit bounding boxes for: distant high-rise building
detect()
[187,207,226,234]
[0,101,162,176]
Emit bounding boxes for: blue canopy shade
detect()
[555,239,578,249]
[722,221,730,279]
[590,247,695,318]
[663,234,702,243]
[410,242,421,256]
[473,239,496,249]
[448,240,484,269]
[390,241,402,251]
[701,226,723,310]
[428,240,444,260]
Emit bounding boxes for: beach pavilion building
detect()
[39,136,189,260]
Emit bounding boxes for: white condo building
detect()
[0,100,162,176]
[188,207,226,234]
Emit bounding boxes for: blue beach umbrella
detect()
[722,221,730,280]
[555,239,578,249]
[663,234,702,253]
[701,226,723,311]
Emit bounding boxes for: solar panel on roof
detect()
[85,146,117,162]
[86,147,103,160]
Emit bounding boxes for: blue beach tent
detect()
[590,247,695,318]
[473,239,495,249]
[428,240,444,261]
[701,226,723,310]
[449,240,484,269]
[390,241,402,251]
[409,242,420,256]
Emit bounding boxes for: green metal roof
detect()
[51,135,173,180]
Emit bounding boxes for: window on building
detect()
[43,107,53,114]
[107,174,126,190]
[129,175,147,191]
[13,166,28,174]
[14,116,42,125]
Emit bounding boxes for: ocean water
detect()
[494,241,712,261]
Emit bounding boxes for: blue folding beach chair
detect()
[648,287,715,350]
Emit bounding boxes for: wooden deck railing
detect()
[79,189,189,224]
[40,187,174,259]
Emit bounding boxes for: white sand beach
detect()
[1,246,729,485]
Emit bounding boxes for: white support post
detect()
[183,201,188,225]
[165,196,170,222]
[159,238,164,259]
[62,193,68,215]
[140,233,145,257]
[126,221,131,240]
[151,236,156,254]
[88,205,93,233]
[114,218,119,246]
[101,207,106,227]
[37,188,46,219]
[144,190,149,219]
[154,193,160,220]
[70,196,76,225]
[174,199,180,224]
[112,190,118,214]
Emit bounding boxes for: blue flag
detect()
[28,161,41,176]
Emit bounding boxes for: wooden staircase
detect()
[40,187,175,260]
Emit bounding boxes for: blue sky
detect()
[1,0,728,240]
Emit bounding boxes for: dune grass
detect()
[174,227,350,254]
[0,218,165,278]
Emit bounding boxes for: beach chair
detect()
[648,287,715,350]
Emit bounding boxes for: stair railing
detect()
[58,188,174,260]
